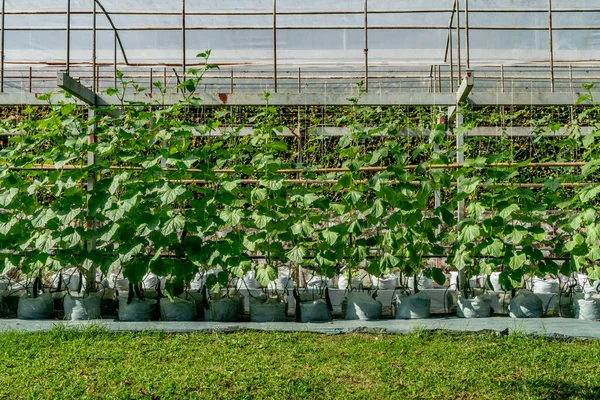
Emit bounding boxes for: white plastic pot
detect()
[64,293,102,321]
[160,298,196,321]
[343,292,382,321]
[305,275,333,290]
[509,289,543,318]
[372,275,398,290]
[407,275,433,291]
[235,271,262,290]
[337,275,361,291]
[532,277,560,294]
[574,293,600,321]
[189,268,223,291]
[117,297,157,321]
[489,272,503,291]
[51,268,87,293]
[268,276,294,291]
[17,293,54,320]
[395,292,430,319]
[249,296,287,322]
[449,272,479,289]
[457,293,492,318]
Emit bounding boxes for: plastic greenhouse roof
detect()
[3,0,600,69]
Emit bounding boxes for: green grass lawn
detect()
[0,327,599,399]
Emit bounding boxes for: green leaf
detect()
[508,253,527,270]
[31,209,56,228]
[162,214,185,236]
[0,188,18,207]
[458,224,480,243]
[458,178,480,194]
[35,233,56,253]
[499,203,520,219]
[160,185,187,205]
[255,264,278,286]
[286,245,307,263]
[321,230,339,246]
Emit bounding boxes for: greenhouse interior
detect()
[1,0,600,326]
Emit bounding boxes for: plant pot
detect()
[574,293,600,321]
[64,293,102,321]
[306,275,333,290]
[407,275,433,291]
[372,275,398,290]
[17,293,54,320]
[297,298,332,323]
[268,276,294,291]
[160,297,196,321]
[249,296,287,322]
[457,293,492,318]
[338,275,361,291]
[532,277,560,295]
[509,289,543,318]
[235,271,262,290]
[395,292,431,319]
[343,292,382,321]
[117,296,157,321]
[206,298,240,322]
[51,268,87,293]
[489,272,503,291]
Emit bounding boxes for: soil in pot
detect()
[574,293,600,321]
[509,289,543,318]
[160,297,196,321]
[249,295,287,322]
[457,292,492,318]
[343,292,382,321]
[17,293,54,320]
[117,296,157,321]
[64,293,102,321]
[395,292,431,319]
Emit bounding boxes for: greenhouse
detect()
[0,0,599,329]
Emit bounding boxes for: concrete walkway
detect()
[2,317,600,338]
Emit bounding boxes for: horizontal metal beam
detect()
[57,72,106,106]
[110,91,599,107]
[0,91,597,107]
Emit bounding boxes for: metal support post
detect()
[182,0,186,80]
[364,0,369,91]
[230,70,234,93]
[29,67,32,93]
[456,0,461,83]
[87,108,97,292]
[92,0,97,92]
[548,0,555,92]
[465,0,470,69]
[150,68,153,94]
[298,67,301,93]
[66,0,71,74]
[273,0,278,93]
[1,0,5,93]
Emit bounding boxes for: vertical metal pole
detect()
[501,64,505,92]
[230,70,234,93]
[548,0,555,92]
[429,65,433,93]
[87,108,97,292]
[438,65,441,92]
[364,0,369,91]
[465,0,470,69]
[273,0,278,93]
[163,67,167,91]
[298,67,301,93]
[29,67,32,93]
[456,0,461,84]
[456,107,465,293]
[182,0,186,79]
[569,64,573,93]
[0,0,5,93]
[92,0,97,92]
[449,27,454,92]
[150,68,153,94]
[113,32,117,88]
[66,0,71,74]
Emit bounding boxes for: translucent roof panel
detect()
[2,0,600,68]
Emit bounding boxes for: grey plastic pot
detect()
[574,293,600,321]
[298,299,332,323]
[457,293,492,318]
[117,297,157,321]
[206,298,240,322]
[394,292,431,319]
[17,293,54,320]
[509,289,543,318]
[64,293,102,321]
[343,292,382,321]
[249,296,287,322]
[160,298,197,321]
